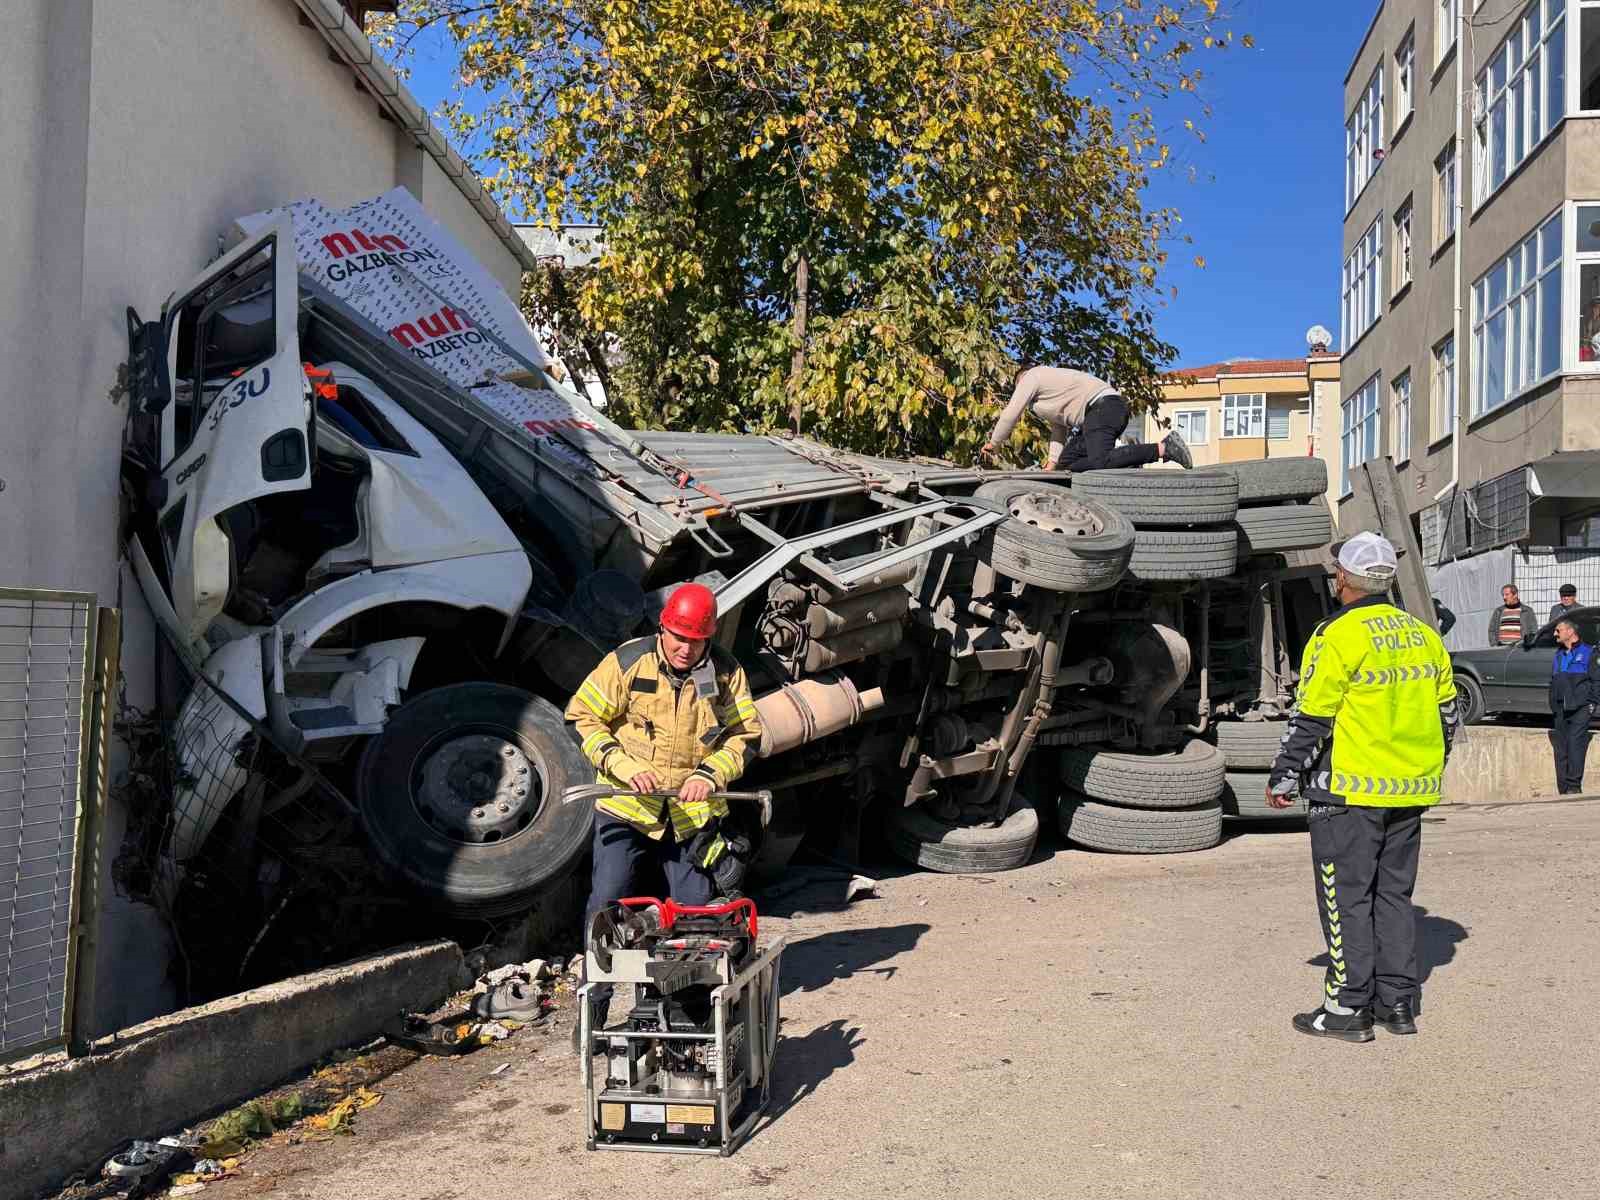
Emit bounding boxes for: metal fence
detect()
[0,590,111,1062]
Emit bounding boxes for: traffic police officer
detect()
[565,582,762,1037]
[1267,533,1458,1043]
[1549,617,1599,795]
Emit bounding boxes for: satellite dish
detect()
[1306,325,1333,353]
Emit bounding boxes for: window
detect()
[1472,208,1561,415]
[1341,374,1381,495]
[1172,409,1209,445]
[1267,402,1293,441]
[1434,140,1458,247]
[1396,30,1416,124]
[1342,214,1384,347]
[1391,371,1412,464]
[1581,2,1600,110]
[1563,509,1600,548]
[1437,0,1459,65]
[1431,333,1456,440]
[1576,201,1600,368]
[1472,1,1566,207]
[1346,67,1385,210]
[1222,393,1266,439]
[1394,199,1414,292]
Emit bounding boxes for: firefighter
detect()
[565,582,763,1042]
[1549,617,1599,795]
[1267,533,1458,1043]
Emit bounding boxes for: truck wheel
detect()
[971,481,1134,593]
[356,682,594,917]
[1060,798,1223,854]
[1456,674,1485,726]
[886,793,1040,873]
[1060,739,1226,808]
[1218,457,1329,504]
[1235,501,1333,554]
[1220,770,1307,819]
[1212,719,1289,769]
[1070,468,1238,527]
[1126,528,1238,582]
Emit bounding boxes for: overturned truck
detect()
[119,191,1333,944]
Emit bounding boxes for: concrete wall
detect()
[0,0,526,1036]
[1444,724,1600,804]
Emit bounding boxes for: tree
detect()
[377,1,1242,464]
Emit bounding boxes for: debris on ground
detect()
[305,1087,382,1135]
[468,957,560,1023]
[759,866,880,908]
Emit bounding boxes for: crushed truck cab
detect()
[120,189,1332,941]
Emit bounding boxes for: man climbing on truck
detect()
[564,582,763,1046]
[980,364,1192,472]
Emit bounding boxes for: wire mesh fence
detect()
[0,590,94,1061]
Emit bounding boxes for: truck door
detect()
[132,220,309,644]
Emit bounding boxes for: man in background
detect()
[1488,583,1536,646]
[1549,617,1598,795]
[1549,583,1580,626]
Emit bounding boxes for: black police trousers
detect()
[1550,709,1593,795]
[1308,803,1426,1011]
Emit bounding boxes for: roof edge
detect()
[1344,0,1386,86]
[293,0,538,273]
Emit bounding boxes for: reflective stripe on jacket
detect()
[564,636,762,843]
[1272,597,1457,808]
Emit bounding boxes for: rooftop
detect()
[1167,353,1338,381]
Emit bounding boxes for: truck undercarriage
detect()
[116,191,1334,1000]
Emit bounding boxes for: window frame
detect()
[1394,198,1415,293]
[1471,206,1562,417]
[1431,332,1457,444]
[1346,66,1386,212]
[1341,373,1381,497]
[1434,139,1459,249]
[1396,29,1417,126]
[1471,0,1567,211]
[1342,213,1385,349]
[1221,392,1267,440]
[1437,0,1460,67]
[1170,409,1210,446]
[1391,370,1412,465]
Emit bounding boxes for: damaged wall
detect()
[0,0,527,1037]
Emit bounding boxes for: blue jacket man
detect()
[1549,618,1599,795]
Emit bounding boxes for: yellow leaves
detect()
[307,1087,382,1135]
[1193,255,1207,269]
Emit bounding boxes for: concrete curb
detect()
[1444,725,1600,805]
[0,939,463,1200]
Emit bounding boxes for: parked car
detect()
[1450,605,1600,724]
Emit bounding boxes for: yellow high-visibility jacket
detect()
[565,637,762,846]
[1270,596,1458,806]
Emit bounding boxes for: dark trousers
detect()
[582,813,716,1021]
[1308,803,1426,1011]
[1550,709,1593,794]
[1061,395,1162,472]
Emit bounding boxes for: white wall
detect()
[0,0,526,1034]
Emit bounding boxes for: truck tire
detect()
[1126,528,1237,582]
[1060,739,1226,808]
[1071,468,1239,527]
[971,481,1134,593]
[886,792,1040,873]
[1235,501,1333,554]
[1060,798,1223,854]
[356,682,594,917]
[1212,719,1289,769]
[1220,770,1307,819]
[1218,457,1329,504]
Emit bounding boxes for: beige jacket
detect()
[988,366,1113,462]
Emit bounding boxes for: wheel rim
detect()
[1008,492,1106,538]
[412,728,546,845]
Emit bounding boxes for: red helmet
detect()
[660,582,718,640]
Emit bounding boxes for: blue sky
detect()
[398,1,1377,371]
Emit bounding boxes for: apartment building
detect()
[1147,351,1343,512]
[1340,0,1600,565]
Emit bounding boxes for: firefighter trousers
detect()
[1308,803,1426,1011]
[582,812,716,1022]
[1550,709,1593,795]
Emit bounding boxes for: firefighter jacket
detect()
[1549,641,1600,715]
[1269,596,1458,807]
[565,637,762,851]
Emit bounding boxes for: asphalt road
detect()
[217,798,1600,1200]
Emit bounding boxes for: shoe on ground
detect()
[1375,999,1418,1035]
[1292,1005,1374,1043]
[1162,431,1193,469]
